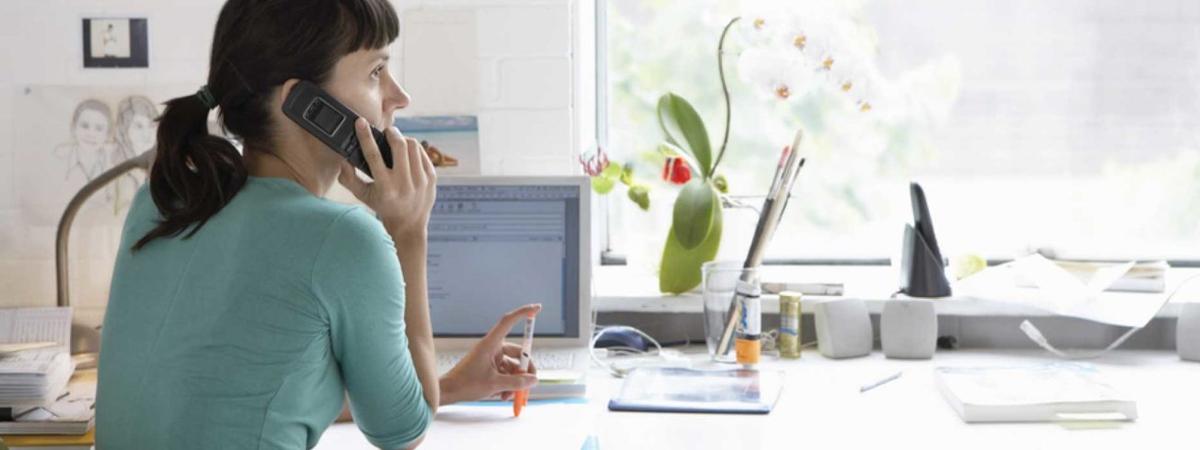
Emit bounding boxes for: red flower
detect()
[661,157,692,185]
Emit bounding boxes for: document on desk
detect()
[0,307,72,349]
[934,363,1137,423]
[956,255,1167,328]
[607,367,784,414]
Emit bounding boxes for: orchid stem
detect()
[711,16,740,177]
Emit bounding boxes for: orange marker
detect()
[513,311,536,417]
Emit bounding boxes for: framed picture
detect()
[82,18,148,68]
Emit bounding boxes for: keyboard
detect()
[436,350,580,374]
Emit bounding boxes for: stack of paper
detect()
[0,369,94,435]
[0,349,74,407]
[1016,259,1168,294]
[934,363,1137,423]
[0,307,92,436]
[530,370,587,400]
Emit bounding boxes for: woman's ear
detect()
[278,78,301,104]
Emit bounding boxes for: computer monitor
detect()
[428,176,591,350]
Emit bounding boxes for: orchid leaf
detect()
[657,93,713,179]
[659,207,723,294]
[671,180,717,249]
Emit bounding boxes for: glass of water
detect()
[702,260,759,363]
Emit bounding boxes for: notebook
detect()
[934,363,1137,423]
[607,367,784,414]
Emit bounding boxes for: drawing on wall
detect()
[393,116,481,176]
[82,18,149,68]
[15,86,185,226]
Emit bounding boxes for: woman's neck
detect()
[242,139,341,197]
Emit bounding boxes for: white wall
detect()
[0,0,592,326]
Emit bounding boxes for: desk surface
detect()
[317,349,1199,450]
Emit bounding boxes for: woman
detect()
[96,1,538,448]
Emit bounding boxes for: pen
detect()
[859,371,903,393]
[513,311,537,417]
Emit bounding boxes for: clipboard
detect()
[607,367,784,414]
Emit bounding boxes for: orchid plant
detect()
[588,1,959,294]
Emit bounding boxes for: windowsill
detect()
[594,264,1197,319]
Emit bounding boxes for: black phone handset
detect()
[281,80,393,178]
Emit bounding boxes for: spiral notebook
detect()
[607,367,784,414]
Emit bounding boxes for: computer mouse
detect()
[593,328,650,352]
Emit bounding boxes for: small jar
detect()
[778,292,802,359]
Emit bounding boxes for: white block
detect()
[400,8,480,115]
[489,57,571,109]
[1179,303,1200,362]
[478,109,571,162]
[494,156,574,176]
[476,5,569,57]
[813,298,873,359]
[882,299,937,359]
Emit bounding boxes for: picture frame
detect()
[82,18,148,68]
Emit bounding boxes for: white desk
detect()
[317,349,1199,450]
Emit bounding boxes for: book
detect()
[607,367,784,414]
[531,370,587,400]
[1,428,93,450]
[934,363,1137,423]
[0,369,94,436]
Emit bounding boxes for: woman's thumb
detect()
[495,373,539,392]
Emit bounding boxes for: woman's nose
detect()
[384,75,410,113]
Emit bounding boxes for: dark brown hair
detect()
[133,0,399,250]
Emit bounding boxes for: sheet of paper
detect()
[956,255,1167,328]
[0,307,72,348]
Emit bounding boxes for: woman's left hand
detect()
[438,304,542,405]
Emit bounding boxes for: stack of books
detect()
[0,347,75,411]
[0,307,95,448]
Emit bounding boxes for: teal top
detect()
[97,177,432,450]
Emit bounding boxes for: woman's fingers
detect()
[499,342,538,375]
[336,160,369,198]
[405,137,426,187]
[492,373,538,393]
[384,127,411,188]
[481,304,542,347]
[353,118,389,183]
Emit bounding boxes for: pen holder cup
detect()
[702,261,759,363]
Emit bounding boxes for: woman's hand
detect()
[337,118,436,242]
[439,304,542,405]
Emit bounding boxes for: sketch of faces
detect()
[115,95,159,157]
[60,99,114,183]
[73,100,110,154]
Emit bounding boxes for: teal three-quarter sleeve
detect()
[311,208,433,449]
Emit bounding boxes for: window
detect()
[601,0,1200,265]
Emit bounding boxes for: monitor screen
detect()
[427,183,581,338]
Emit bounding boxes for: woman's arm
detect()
[388,230,439,412]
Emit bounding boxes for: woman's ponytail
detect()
[132,89,246,251]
